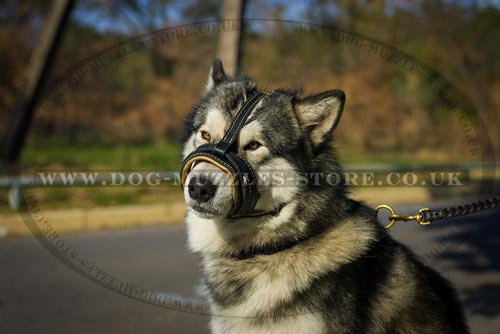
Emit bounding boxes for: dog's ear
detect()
[204,59,227,93]
[294,90,345,149]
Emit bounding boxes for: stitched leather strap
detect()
[214,92,265,156]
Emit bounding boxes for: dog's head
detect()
[181,60,345,222]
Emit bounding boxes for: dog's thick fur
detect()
[181,60,469,334]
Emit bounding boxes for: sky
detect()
[72,0,315,34]
[71,0,500,34]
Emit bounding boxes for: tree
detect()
[216,0,245,76]
[81,0,176,77]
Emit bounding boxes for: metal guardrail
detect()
[0,171,179,188]
[1,171,179,210]
[0,163,495,210]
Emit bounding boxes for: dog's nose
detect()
[188,176,216,203]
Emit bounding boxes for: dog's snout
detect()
[188,176,216,203]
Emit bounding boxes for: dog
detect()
[180,59,469,334]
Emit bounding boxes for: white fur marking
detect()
[210,312,325,334]
[203,108,228,141]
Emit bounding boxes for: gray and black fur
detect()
[181,60,469,334]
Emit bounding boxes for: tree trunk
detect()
[216,0,245,76]
[2,0,74,164]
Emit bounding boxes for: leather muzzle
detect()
[180,92,265,218]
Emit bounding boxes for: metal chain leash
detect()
[376,196,500,229]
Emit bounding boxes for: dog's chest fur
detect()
[202,254,327,334]
[187,209,379,333]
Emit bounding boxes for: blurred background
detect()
[0,0,499,333]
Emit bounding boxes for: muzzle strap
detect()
[213,92,265,156]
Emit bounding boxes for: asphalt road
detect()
[0,204,499,334]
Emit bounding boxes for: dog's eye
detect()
[230,99,239,110]
[201,131,211,141]
[244,141,262,151]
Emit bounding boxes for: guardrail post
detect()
[8,184,22,211]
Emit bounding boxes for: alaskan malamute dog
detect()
[181,60,469,334]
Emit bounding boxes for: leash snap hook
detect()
[376,205,431,229]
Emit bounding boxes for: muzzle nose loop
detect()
[181,154,237,202]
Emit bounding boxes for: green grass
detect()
[6,142,182,212]
[21,142,180,170]
[337,149,476,166]
[0,186,180,213]
[21,141,473,171]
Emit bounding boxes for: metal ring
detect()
[375,204,397,229]
[417,208,431,226]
